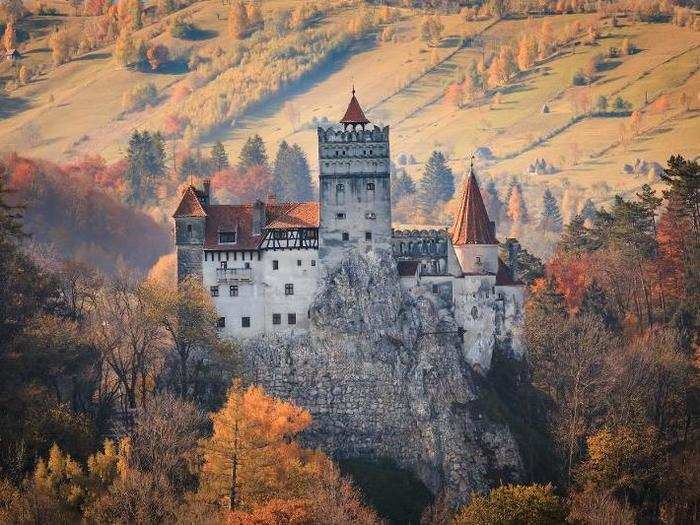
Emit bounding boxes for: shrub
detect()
[122,82,158,112]
[572,70,588,86]
[169,15,196,39]
[146,44,169,71]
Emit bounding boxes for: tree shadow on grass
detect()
[180,28,218,41]
[0,96,30,119]
[74,51,111,61]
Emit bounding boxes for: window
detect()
[229,285,238,297]
[187,224,192,233]
[311,260,316,266]
[272,313,281,325]
[220,261,227,269]
[219,231,237,244]
[475,256,482,265]
[342,232,349,241]
[272,260,279,270]
[366,182,375,190]
[210,286,219,297]
[288,313,297,325]
[366,212,376,220]
[285,284,294,296]
[297,259,302,267]
[336,183,345,191]
[336,212,346,220]
[241,317,251,328]
[216,317,226,328]
[365,232,372,241]
[244,262,250,269]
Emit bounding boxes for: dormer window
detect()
[219,231,237,244]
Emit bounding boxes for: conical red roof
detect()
[173,186,207,218]
[451,169,498,245]
[340,90,370,125]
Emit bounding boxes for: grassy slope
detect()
[1,7,699,211]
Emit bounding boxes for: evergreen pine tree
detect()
[391,169,416,200]
[636,183,662,236]
[211,141,229,172]
[125,130,166,205]
[272,142,313,201]
[272,141,291,198]
[580,198,597,222]
[580,280,619,330]
[238,134,268,171]
[418,151,454,213]
[540,188,563,232]
[483,180,503,223]
[558,215,590,254]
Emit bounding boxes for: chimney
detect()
[202,179,211,205]
[252,199,265,235]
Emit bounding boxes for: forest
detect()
[1,138,698,523]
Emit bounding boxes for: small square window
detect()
[272,313,281,325]
[336,183,344,190]
[242,317,250,328]
[342,232,349,241]
[220,261,227,269]
[229,285,238,297]
[285,283,294,296]
[475,256,481,265]
[216,317,226,328]
[365,232,372,241]
[288,313,297,325]
[297,259,302,267]
[366,212,376,220]
[187,224,192,232]
[273,260,279,270]
[210,286,219,297]
[244,262,251,269]
[336,212,346,220]
[311,260,316,266]
[367,182,375,190]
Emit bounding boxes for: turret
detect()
[173,185,207,282]
[450,164,499,274]
[317,89,392,269]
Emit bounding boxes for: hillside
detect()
[1,1,699,243]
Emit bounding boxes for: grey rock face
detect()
[242,249,522,504]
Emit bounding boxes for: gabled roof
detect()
[266,202,319,229]
[451,169,498,245]
[173,186,207,218]
[340,90,370,125]
[202,201,319,250]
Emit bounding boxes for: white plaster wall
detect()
[496,284,525,357]
[453,275,498,372]
[454,244,499,274]
[202,248,319,338]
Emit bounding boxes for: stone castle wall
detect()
[243,250,523,504]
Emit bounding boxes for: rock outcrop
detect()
[242,249,523,504]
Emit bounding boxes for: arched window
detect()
[336,183,345,205]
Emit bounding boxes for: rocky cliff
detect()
[242,249,523,504]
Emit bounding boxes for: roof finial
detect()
[352,83,355,96]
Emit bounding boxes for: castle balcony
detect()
[216,268,253,283]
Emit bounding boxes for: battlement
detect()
[317,125,389,146]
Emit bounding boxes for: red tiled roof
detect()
[173,186,207,218]
[451,170,498,245]
[340,91,370,125]
[496,258,521,286]
[203,201,319,250]
[397,260,420,277]
[266,202,319,229]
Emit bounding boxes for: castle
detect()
[174,91,524,370]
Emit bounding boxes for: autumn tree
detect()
[420,15,443,47]
[453,484,567,524]
[228,0,249,39]
[517,33,537,70]
[506,181,528,225]
[145,43,169,71]
[114,28,136,67]
[3,21,16,52]
[199,382,313,510]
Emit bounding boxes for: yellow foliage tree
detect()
[199,382,313,510]
[114,28,135,67]
[517,34,536,71]
[3,21,16,52]
[228,1,249,39]
[246,2,262,29]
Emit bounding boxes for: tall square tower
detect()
[317,91,392,268]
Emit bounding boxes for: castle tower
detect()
[450,165,499,274]
[173,184,208,282]
[317,90,392,268]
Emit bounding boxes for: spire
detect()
[340,88,370,129]
[450,163,498,245]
